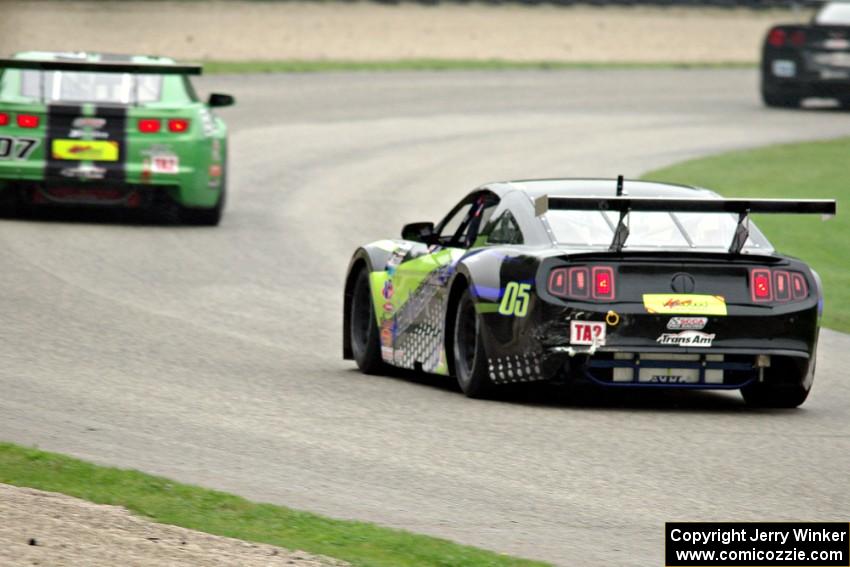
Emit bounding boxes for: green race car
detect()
[0,51,234,225]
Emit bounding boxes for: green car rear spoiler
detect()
[0,58,202,75]
[535,195,837,253]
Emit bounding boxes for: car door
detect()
[388,192,498,373]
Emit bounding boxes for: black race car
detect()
[343,178,835,408]
[762,1,850,107]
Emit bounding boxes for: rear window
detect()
[20,70,162,104]
[815,3,850,25]
[544,210,773,253]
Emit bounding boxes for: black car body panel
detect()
[344,179,833,398]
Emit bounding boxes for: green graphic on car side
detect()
[368,243,465,376]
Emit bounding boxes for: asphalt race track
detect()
[1,69,849,566]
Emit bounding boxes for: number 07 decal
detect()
[0,137,39,160]
[498,282,531,317]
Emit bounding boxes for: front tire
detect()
[349,269,385,374]
[452,288,493,398]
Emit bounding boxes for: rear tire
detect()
[761,89,801,108]
[0,188,19,218]
[184,179,226,227]
[149,193,182,225]
[452,288,493,398]
[741,357,813,408]
[349,269,385,374]
[741,382,810,408]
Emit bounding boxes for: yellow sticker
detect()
[643,294,727,316]
[52,139,119,162]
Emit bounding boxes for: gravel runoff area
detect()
[0,484,350,567]
[3,1,810,63]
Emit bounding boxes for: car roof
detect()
[493,178,721,200]
[12,51,176,66]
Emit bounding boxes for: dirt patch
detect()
[0,483,349,567]
[2,1,811,63]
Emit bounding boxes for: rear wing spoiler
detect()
[0,58,202,75]
[534,195,837,254]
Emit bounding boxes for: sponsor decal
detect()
[825,38,850,50]
[59,165,106,180]
[569,321,606,346]
[381,346,393,361]
[52,139,119,162]
[151,154,179,174]
[656,331,715,347]
[382,280,394,300]
[72,117,106,129]
[142,145,180,174]
[68,128,109,140]
[211,138,222,161]
[382,301,394,313]
[643,294,727,316]
[380,323,393,344]
[666,316,708,331]
[393,349,406,365]
[386,244,411,275]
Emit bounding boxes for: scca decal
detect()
[643,294,727,316]
[498,282,531,317]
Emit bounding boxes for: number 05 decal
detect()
[498,282,531,317]
[0,137,39,160]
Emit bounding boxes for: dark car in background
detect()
[762,1,850,107]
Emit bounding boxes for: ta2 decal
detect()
[570,321,606,346]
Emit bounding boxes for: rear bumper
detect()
[482,301,819,388]
[0,179,177,208]
[762,51,850,98]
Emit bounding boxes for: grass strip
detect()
[643,136,850,333]
[202,59,755,74]
[0,442,548,567]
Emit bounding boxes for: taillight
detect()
[548,268,569,297]
[548,266,615,301]
[790,30,806,47]
[751,269,773,302]
[0,113,8,126]
[168,118,189,133]
[593,267,615,300]
[138,118,161,133]
[571,267,589,299]
[768,28,787,47]
[751,268,809,304]
[17,114,39,128]
[774,270,791,302]
[791,273,808,300]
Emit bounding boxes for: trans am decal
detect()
[656,331,716,347]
